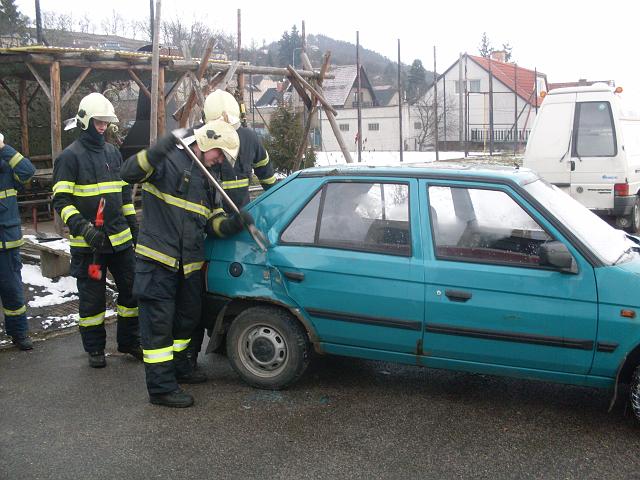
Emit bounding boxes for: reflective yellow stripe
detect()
[142,183,211,218]
[135,243,178,269]
[9,152,24,169]
[173,338,191,352]
[208,207,225,219]
[137,150,154,176]
[143,346,173,364]
[108,227,132,247]
[259,175,277,185]
[61,205,81,224]
[2,238,24,249]
[183,262,204,275]
[52,181,75,196]
[212,216,226,237]
[222,179,250,189]
[79,311,105,327]
[70,235,90,248]
[122,203,136,216]
[3,305,26,316]
[0,188,17,199]
[253,152,270,168]
[73,181,127,197]
[117,305,138,318]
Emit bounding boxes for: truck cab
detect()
[523,84,640,231]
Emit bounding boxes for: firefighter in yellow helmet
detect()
[52,92,141,368]
[121,120,252,408]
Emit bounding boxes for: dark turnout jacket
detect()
[52,131,135,254]
[121,141,230,277]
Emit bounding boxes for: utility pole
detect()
[35,0,44,44]
[433,46,439,161]
[356,31,362,162]
[150,0,161,144]
[398,39,403,162]
[514,63,518,155]
[488,57,494,156]
[464,54,469,157]
[458,53,463,150]
[149,0,154,42]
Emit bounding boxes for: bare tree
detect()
[100,9,126,36]
[412,93,458,151]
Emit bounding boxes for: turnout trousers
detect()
[133,259,202,395]
[0,248,28,338]
[71,247,139,353]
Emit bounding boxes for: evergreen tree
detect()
[263,104,315,174]
[479,32,492,58]
[0,0,30,45]
[407,59,428,104]
[502,42,513,62]
[277,25,302,68]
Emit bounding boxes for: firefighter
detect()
[121,120,251,408]
[52,92,141,368]
[0,133,36,350]
[187,89,276,368]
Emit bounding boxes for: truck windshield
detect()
[524,179,632,265]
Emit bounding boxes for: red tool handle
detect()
[95,197,105,228]
[88,198,106,281]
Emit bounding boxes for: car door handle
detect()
[445,289,472,302]
[283,271,305,282]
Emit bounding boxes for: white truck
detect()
[523,84,640,231]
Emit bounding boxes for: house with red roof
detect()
[412,51,548,151]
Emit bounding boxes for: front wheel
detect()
[630,365,640,422]
[226,306,310,389]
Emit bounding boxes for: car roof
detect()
[297,162,540,187]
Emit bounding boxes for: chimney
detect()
[490,50,506,63]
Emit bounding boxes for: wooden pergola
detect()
[0,44,352,169]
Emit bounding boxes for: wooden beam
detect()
[50,61,64,235]
[0,79,20,106]
[128,68,151,99]
[27,85,40,107]
[287,74,312,110]
[179,37,216,127]
[187,71,205,108]
[61,67,91,108]
[19,79,29,156]
[157,66,165,136]
[286,65,337,115]
[25,63,50,101]
[150,0,161,144]
[165,71,187,105]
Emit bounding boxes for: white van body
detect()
[523,85,640,231]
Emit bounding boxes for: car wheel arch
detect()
[608,344,640,412]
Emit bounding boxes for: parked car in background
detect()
[524,84,640,232]
[202,163,640,422]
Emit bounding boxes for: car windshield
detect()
[523,179,634,265]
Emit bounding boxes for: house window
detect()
[339,124,350,132]
[368,123,380,131]
[414,122,422,130]
[469,80,481,93]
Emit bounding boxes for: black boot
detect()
[117,343,143,361]
[88,351,106,368]
[177,371,207,384]
[11,335,33,351]
[149,388,194,408]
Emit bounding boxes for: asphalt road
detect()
[2,325,640,479]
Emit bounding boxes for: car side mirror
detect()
[539,241,577,273]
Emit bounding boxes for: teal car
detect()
[202,164,640,422]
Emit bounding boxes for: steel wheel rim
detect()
[237,324,288,378]
[633,202,640,231]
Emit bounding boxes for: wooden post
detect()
[157,65,165,135]
[150,0,161,144]
[50,61,63,235]
[19,79,29,156]
[178,37,215,127]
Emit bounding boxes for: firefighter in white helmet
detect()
[188,89,277,368]
[121,120,252,408]
[52,92,141,368]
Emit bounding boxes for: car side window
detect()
[281,181,411,255]
[428,185,553,267]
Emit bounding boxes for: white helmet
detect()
[203,90,241,129]
[194,119,240,166]
[75,92,118,130]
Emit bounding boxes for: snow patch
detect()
[22,264,78,308]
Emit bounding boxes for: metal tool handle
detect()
[172,133,269,252]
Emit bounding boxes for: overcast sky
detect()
[15,0,640,101]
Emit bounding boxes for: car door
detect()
[421,180,598,375]
[268,177,425,355]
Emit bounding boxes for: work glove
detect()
[127,217,139,245]
[146,133,176,165]
[81,223,106,249]
[219,210,254,237]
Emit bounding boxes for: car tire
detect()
[629,197,640,234]
[630,365,640,422]
[226,306,310,390]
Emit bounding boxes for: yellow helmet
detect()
[194,119,240,166]
[203,89,241,129]
[75,92,118,130]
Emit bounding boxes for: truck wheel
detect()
[630,198,640,233]
[631,365,640,422]
[227,306,310,389]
